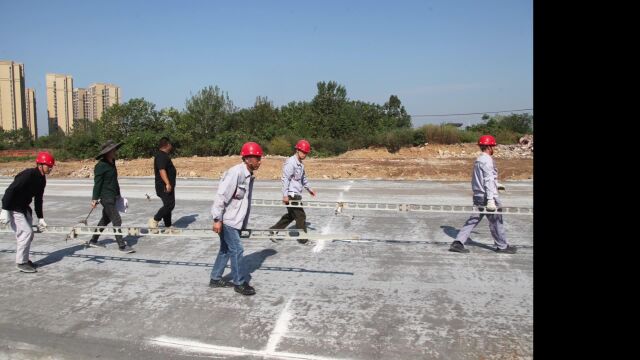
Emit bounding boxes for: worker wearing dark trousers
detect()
[269,140,316,244]
[149,137,176,232]
[0,152,55,273]
[153,191,175,228]
[271,194,306,233]
[89,140,135,253]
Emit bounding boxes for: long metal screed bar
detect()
[250,199,534,216]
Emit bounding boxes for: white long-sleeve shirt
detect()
[210,163,254,230]
[281,155,310,197]
[471,153,499,200]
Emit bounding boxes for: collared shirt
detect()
[210,163,254,230]
[92,158,121,201]
[471,153,499,200]
[1,167,46,217]
[281,155,310,197]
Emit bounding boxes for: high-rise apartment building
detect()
[73,88,88,120]
[0,60,27,131]
[46,73,74,134]
[73,83,120,121]
[25,88,37,139]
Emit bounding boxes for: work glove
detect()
[37,218,48,231]
[486,199,497,212]
[0,209,10,225]
[497,183,506,192]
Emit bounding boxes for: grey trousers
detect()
[455,196,508,249]
[9,210,34,264]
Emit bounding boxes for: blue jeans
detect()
[210,224,247,285]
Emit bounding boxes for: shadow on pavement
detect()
[440,225,495,250]
[0,248,353,275]
[172,214,199,228]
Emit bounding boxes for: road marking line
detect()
[148,335,348,360]
[265,297,293,353]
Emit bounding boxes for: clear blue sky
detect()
[1,0,532,136]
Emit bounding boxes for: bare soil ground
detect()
[0,144,532,181]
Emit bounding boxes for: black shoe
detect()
[119,245,136,253]
[27,260,38,269]
[297,238,309,244]
[209,278,234,288]
[87,240,107,248]
[234,282,256,296]
[16,262,37,273]
[495,245,517,254]
[449,241,469,253]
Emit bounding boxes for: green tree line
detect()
[0,81,532,160]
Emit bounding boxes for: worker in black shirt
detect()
[148,137,176,232]
[0,151,55,273]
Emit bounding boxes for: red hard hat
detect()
[478,135,497,146]
[240,142,264,157]
[36,151,55,167]
[295,139,311,153]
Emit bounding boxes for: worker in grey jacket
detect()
[449,135,516,254]
[269,139,316,244]
[209,142,263,296]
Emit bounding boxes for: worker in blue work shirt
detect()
[449,135,516,254]
[209,142,263,296]
[269,139,317,244]
[0,151,54,273]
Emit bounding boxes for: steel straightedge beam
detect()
[0,225,359,241]
[251,199,534,216]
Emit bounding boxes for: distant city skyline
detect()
[1,0,533,136]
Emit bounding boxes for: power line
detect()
[410,108,533,117]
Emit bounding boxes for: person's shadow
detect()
[35,243,87,268]
[36,231,145,268]
[222,248,277,283]
[440,225,494,250]
[172,214,199,228]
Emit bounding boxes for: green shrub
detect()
[63,134,100,160]
[420,124,461,144]
[412,128,427,146]
[267,136,292,156]
[118,131,159,159]
[310,137,349,157]
[374,129,415,153]
[459,130,482,143]
[50,148,75,161]
[493,130,522,144]
[0,156,33,163]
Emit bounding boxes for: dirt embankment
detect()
[0,143,533,181]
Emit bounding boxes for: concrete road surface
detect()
[0,177,533,359]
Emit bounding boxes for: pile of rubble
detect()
[494,135,533,159]
[69,165,92,178]
[519,134,533,150]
